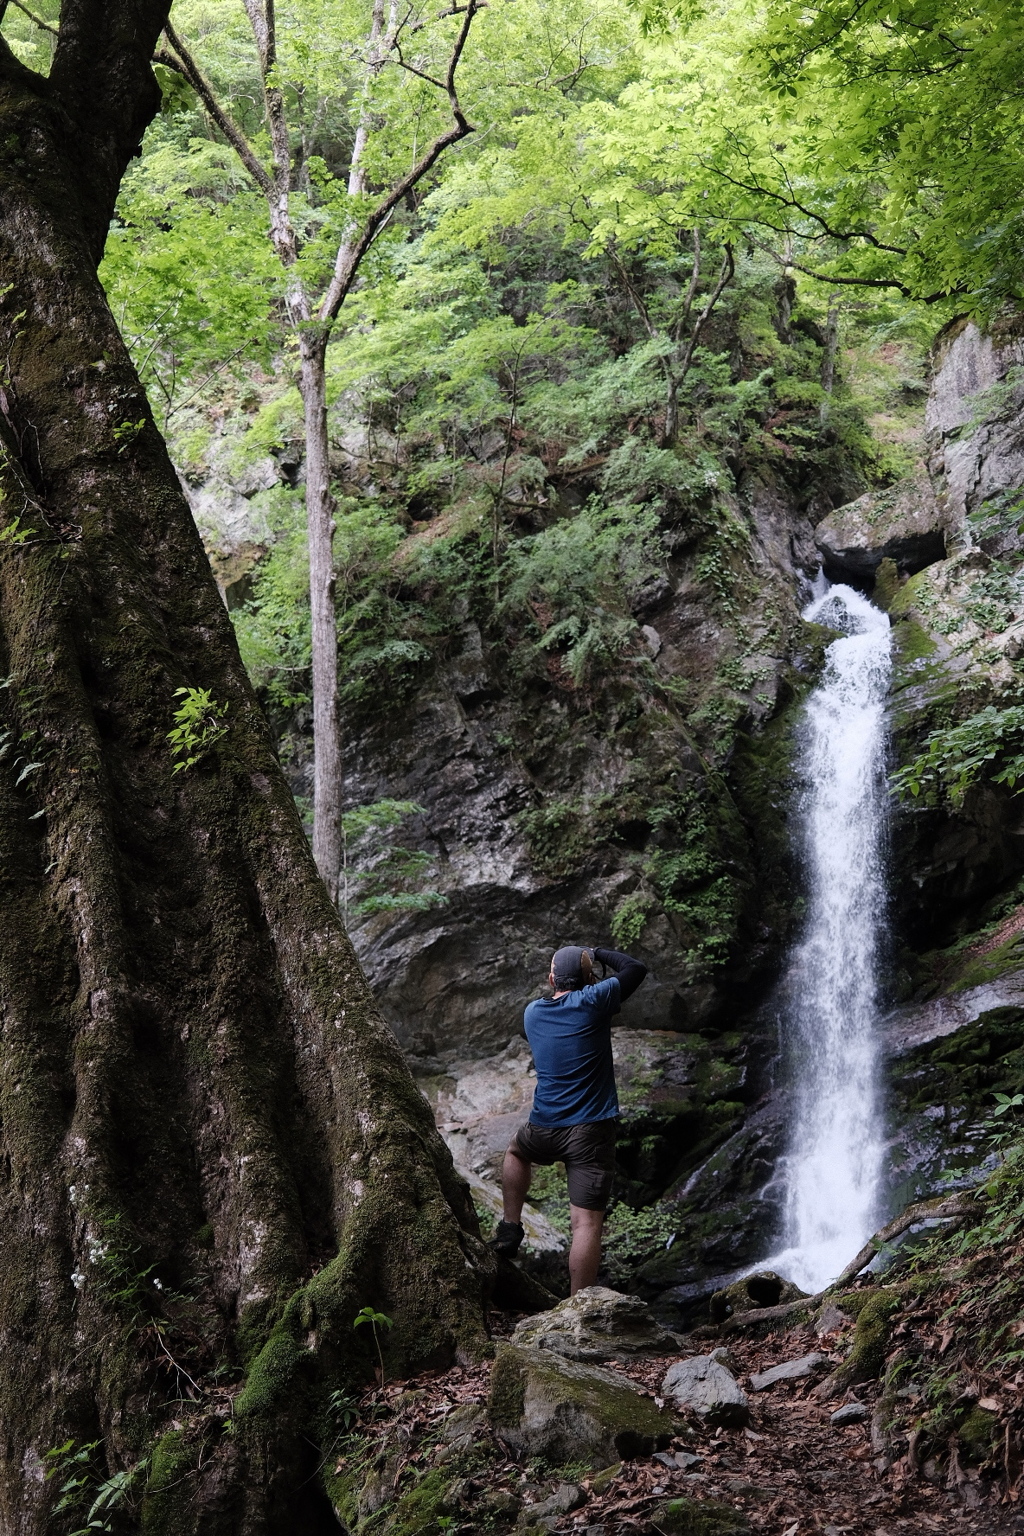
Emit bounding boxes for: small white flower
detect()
[153,1278,163,1290]
[71,1272,85,1290]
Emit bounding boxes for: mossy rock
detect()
[708,1270,809,1325]
[139,1431,196,1535]
[488,1342,675,1468]
[826,1287,901,1393]
[652,1494,751,1535]
[958,1404,1000,1463]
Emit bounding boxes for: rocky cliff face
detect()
[338,470,823,1065]
[189,299,1024,1317]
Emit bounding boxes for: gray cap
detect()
[551,946,593,990]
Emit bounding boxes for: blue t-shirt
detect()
[523,976,621,1127]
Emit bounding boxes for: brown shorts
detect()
[509,1118,617,1211]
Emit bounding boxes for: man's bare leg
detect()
[569,1205,605,1294]
[502,1147,532,1222]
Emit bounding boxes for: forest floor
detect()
[338,1291,1024,1536]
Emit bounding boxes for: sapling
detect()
[353,1305,393,1386]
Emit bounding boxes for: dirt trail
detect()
[339,1304,1024,1535]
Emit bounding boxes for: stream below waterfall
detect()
[766,582,893,1294]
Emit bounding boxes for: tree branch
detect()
[241,0,291,203]
[161,18,273,200]
[704,156,909,256]
[317,0,480,328]
[674,239,734,381]
[673,226,701,343]
[4,0,57,35]
[751,237,961,304]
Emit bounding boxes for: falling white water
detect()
[766,582,893,1294]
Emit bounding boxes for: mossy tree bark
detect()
[0,10,489,1532]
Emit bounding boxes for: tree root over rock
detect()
[711,1192,976,1337]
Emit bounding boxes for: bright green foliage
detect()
[500,500,660,684]
[167,687,230,774]
[100,132,279,424]
[891,703,1024,807]
[611,888,655,947]
[621,0,1024,313]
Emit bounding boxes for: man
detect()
[493,943,647,1293]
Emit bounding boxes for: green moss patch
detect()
[652,1495,751,1535]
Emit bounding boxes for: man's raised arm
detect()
[593,946,647,1004]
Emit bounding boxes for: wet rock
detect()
[661,1355,750,1428]
[831,1402,869,1426]
[749,1352,829,1391]
[489,1342,675,1467]
[512,1285,683,1362]
[815,472,946,579]
[708,1270,809,1325]
[650,1495,751,1535]
[883,998,1024,1213]
[883,973,1024,1057]
[636,1098,787,1312]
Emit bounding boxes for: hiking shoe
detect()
[491,1220,525,1258]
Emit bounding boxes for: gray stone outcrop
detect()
[488,1342,675,1467]
[815,471,945,578]
[661,1353,750,1428]
[830,1402,868,1426]
[927,318,1024,539]
[512,1285,683,1363]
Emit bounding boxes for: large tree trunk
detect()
[0,20,488,1533]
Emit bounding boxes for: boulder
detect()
[748,1352,828,1391]
[650,1495,751,1535]
[708,1270,809,1325]
[814,472,945,579]
[488,1342,675,1467]
[661,1354,750,1428]
[512,1285,683,1363]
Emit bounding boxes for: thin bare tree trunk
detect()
[302,330,343,900]
[172,0,477,903]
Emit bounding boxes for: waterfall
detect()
[767,581,893,1295]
